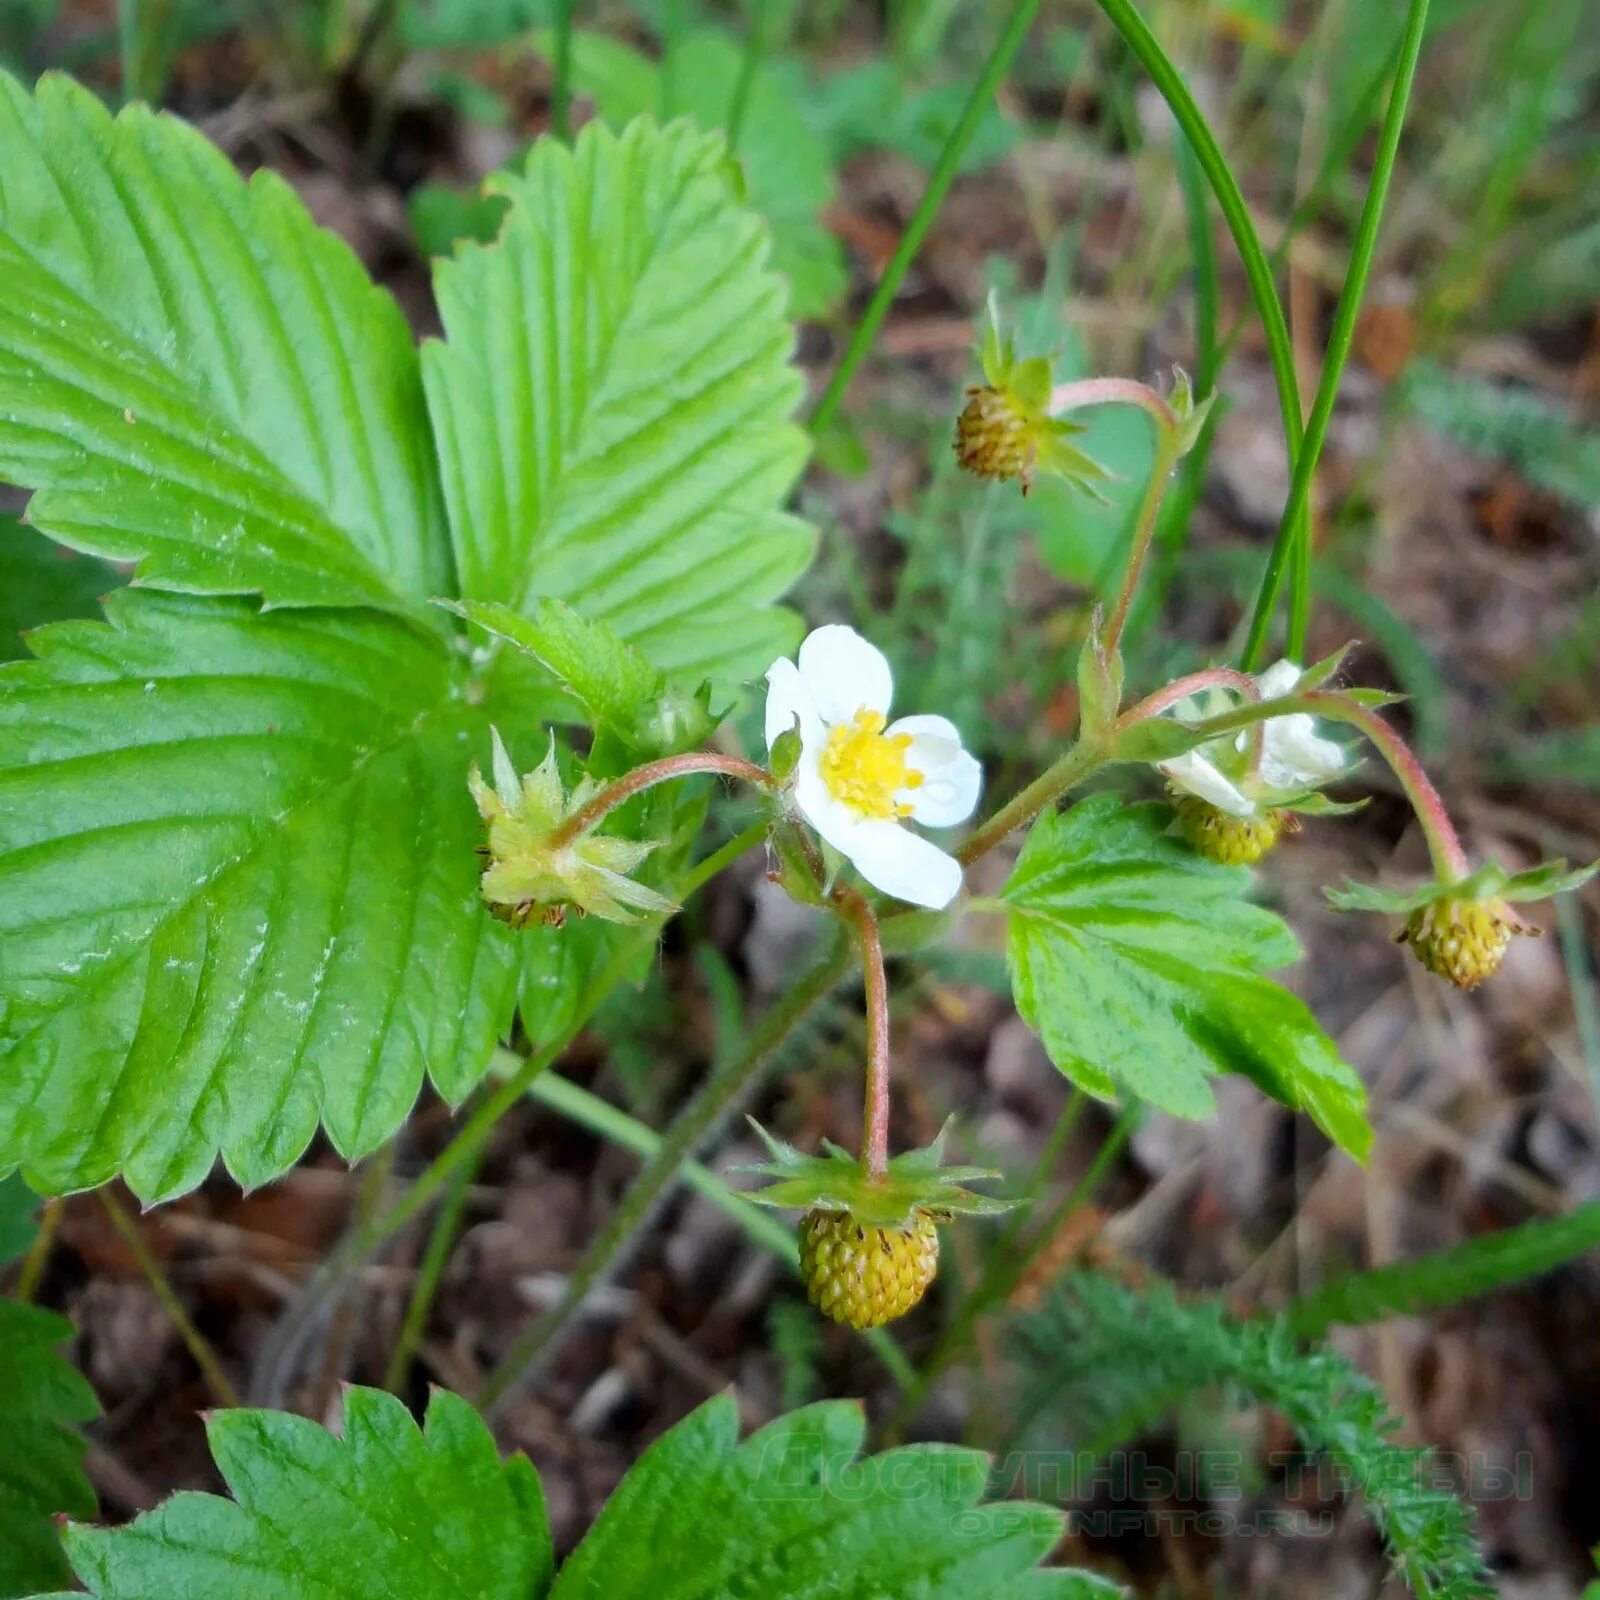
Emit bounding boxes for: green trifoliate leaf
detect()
[1003,796,1371,1158]
[548,1394,1116,1600]
[742,1118,1012,1227]
[423,116,815,692]
[0,592,519,1202]
[0,72,449,617]
[0,1298,97,1598]
[46,1388,551,1600]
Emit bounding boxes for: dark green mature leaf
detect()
[0,72,449,616]
[0,592,517,1201]
[46,1388,551,1600]
[0,520,119,663]
[30,1388,1112,1600]
[548,1394,1114,1599]
[1003,796,1370,1157]
[0,1174,39,1264]
[0,1299,96,1598]
[423,116,814,691]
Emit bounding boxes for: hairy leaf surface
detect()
[0,593,516,1200]
[0,72,448,614]
[1004,796,1370,1157]
[0,1300,96,1598]
[423,116,813,688]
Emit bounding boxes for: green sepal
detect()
[1075,605,1124,742]
[1167,365,1217,456]
[764,817,828,908]
[1326,856,1598,916]
[741,1118,1014,1228]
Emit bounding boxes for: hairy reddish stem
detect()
[1118,666,1260,726]
[1301,692,1469,879]
[549,752,772,848]
[1047,377,1179,431]
[836,888,892,1180]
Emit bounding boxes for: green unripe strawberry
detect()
[1173,795,1285,865]
[799,1208,939,1330]
[1399,897,1514,990]
[954,385,1033,487]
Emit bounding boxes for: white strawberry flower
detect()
[765,626,983,910]
[1159,659,1349,817]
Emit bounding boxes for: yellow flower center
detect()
[819,709,923,820]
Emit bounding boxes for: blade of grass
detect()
[550,0,575,141]
[809,0,1043,433]
[1093,0,1307,633]
[1240,0,1431,668]
[1286,1199,1600,1339]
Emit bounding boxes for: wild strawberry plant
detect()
[0,4,1596,1593]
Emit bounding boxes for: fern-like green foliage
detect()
[1402,356,1600,511]
[1287,1199,1600,1338]
[1012,1275,1495,1600]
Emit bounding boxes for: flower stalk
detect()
[1300,692,1469,880]
[837,888,893,1180]
[548,751,772,848]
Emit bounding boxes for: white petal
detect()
[1159,750,1255,816]
[1260,715,1347,790]
[1255,659,1303,698]
[765,657,823,751]
[797,624,893,725]
[845,820,965,909]
[889,714,982,827]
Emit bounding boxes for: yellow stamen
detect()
[819,708,923,820]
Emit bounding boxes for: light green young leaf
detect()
[548,1394,1115,1599]
[0,592,518,1202]
[444,597,673,749]
[1003,796,1370,1157]
[423,116,813,690]
[0,1299,97,1599]
[46,1388,551,1600]
[0,73,449,616]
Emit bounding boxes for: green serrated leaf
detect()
[0,1298,97,1598]
[0,72,449,617]
[41,1387,1112,1600]
[1003,796,1370,1157]
[422,116,814,691]
[548,1394,1115,1599]
[0,592,519,1201]
[56,1388,551,1600]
